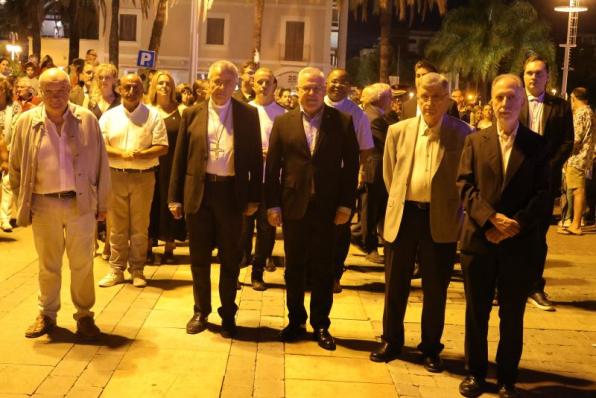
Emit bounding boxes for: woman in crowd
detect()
[476,103,494,129]
[176,83,195,113]
[147,71,186,264]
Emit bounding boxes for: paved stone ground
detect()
[0,224,594,398]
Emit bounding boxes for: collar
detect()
[33,103,79,127]
[496,121,519,140]
[324,96,346,108]
[526,91,545,103]
[123,102,145,117]
[419,115,444,139]
[43,106,70,122]
[300,105,324,122]
[209,98,232,113]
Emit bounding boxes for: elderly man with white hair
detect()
[168,60,262,338]
[370,73,473,371]
[9,68,110,339]
[265,66,359,351]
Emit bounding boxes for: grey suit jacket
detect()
[383,115,473,243]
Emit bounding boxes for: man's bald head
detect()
[39,68,71,90]
[120,73,144,110]
[39,68,71,115]
[253,67,277,105]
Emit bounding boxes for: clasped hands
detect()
[485,213,520,244]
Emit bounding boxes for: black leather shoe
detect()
[370,341,401,362]
[186,313,208,334]
[221,320,237,338]
[251,273,266,291]
[459,375,485,398]
[498,384,521,398]
[279,324,307,342]
[313,328,336,351]
[423,354,444,373]
[333,279,342,294]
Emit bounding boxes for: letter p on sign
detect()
[137,50,156,68]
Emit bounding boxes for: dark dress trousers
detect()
[520,93,573,294]
[457,124,549,385]
[382,115,472,356]
[168,98,262,321]
[265,106,359,329]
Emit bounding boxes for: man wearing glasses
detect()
[265,67,359,351]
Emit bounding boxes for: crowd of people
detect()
[0,51,594,398]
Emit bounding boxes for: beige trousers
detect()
[108,170,155,272]
[31,194,96,321]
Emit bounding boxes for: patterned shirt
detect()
[567,105,594,173]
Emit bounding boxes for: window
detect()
[119,14,137,42]
[206,17,225,45]
[284,21,305,62]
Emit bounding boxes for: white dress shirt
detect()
[497,122,519,176]
[206,98,235,176]
[100,103,168,170]
[526,91,544,135]
[301,106,323,155]
[249,100,286,152]
[324,96,374,151]
[405,116,443,203]
[34,108,76,194]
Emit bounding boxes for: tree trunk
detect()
[148,0,168,61]
[68,0,80,64]
[378,0,392,83]
[109,0,120,65]
[31,1,43,59]
[252,0,264,57]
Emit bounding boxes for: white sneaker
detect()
[98,271,124,287]
[131,270,147,288]
[1,222,12,232]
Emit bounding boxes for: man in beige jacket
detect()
[9,68,110,339]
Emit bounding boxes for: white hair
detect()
[361,83,392,107]
[298,67,325,84]
[491,73,524,95]
[417,72,449,93]
[208,60,239,83]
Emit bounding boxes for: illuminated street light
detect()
[555,0,588,98]
[6,44,22,61]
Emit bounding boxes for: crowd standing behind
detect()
[0,51,594,398]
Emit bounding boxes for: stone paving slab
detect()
[0,226,595,397]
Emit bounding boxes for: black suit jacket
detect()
[457,124,550,254]
[401,96,460,120]
[363,107,391,184]
[168,98,263,215]
[520,93,573,195]
[265,105,360,221]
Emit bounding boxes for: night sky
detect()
[347,0,596,58]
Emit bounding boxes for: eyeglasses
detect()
[298,85,324,94]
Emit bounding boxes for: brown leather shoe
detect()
[25,314,56,338]
[76,316,101,340]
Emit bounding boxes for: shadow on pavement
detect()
[552,299,596,311]
[205,324,282,343]
[44,326,131,348]
[148,279,194,290]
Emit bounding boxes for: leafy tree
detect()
[425,0,556,91]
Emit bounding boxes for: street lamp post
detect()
[555,0,588,98]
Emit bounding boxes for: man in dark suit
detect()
[232,61,256,104]
[520,55,574,311]
[401,60,460,120]
[168,60,262,338]
[369,73,473,371]
[265,67,359,351]
[457,74,549,398]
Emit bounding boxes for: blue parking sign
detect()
[137,50,156,68]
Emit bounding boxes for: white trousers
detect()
[31,194,96,321]
[0,172,13,224]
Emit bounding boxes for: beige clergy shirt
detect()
[526,91,544,135]
[497,122,519,176]
[100,103,168,170]
[405,116,443,203]
[207,99,235,176]
[33,108,76,194]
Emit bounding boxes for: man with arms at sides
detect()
[97,74,168,288]
[9,68,110,339]
[232,61,257,104]
[401,60,460,120]
[370,73,473,372]
[520,55,574,311]
[324,68,374,291]
[168,60,262,338]
[266,67,359,351]
[240,67,286,291]
[457,74,549,398]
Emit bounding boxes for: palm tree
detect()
[108,0,151,66]
[425,0,556,93]
[347,0,447,82]
[4,0,49,61]
[252,0,264,62]
[148,0,174,58]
